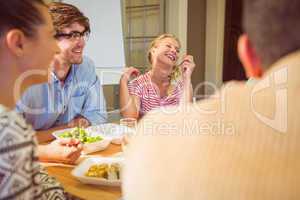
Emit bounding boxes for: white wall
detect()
[63,0,125,85]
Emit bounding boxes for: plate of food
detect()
[52,127,111,154]
[87,123,135,145]
[71,157,123,186]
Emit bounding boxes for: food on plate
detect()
[85,163,121,180]
[59,127,102,144]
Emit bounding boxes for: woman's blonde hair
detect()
[147,33,182,95]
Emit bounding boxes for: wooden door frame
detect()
[204,0,226,93]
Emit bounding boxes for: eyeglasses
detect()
[55,30,90,41]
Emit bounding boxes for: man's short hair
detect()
[243,0,300,68]
[0,0,47,38]
[49,2,90,34]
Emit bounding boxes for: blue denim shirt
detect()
[16,56,107,130]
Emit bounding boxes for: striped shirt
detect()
[128,72,184,116]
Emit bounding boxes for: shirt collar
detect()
[51,64,75,85]
[262,50,300,80]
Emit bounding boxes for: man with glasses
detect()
[16,2,107,132]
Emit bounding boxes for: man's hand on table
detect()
[67,116,91,128]
[38,138,83,165]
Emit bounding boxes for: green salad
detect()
[59,127,103,144]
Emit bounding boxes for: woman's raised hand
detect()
[121,66,140,83]
[180,55,195,80]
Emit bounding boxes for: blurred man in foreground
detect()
[123,0,300,199]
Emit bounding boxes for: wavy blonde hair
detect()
[147,33,182,95]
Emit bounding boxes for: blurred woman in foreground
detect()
[0,0,82,199]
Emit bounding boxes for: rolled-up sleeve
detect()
[128,79,143,98]
[80,59,107,125]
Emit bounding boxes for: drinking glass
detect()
[120,118,137,151]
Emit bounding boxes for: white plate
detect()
[52,128,111,154]
[71,157,124,186]
[87,123,134,145]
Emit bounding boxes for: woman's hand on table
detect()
[38,138,83,165]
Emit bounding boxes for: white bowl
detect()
[71,157,124,186]
[52,128,111,154]
[87,123,134,145]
